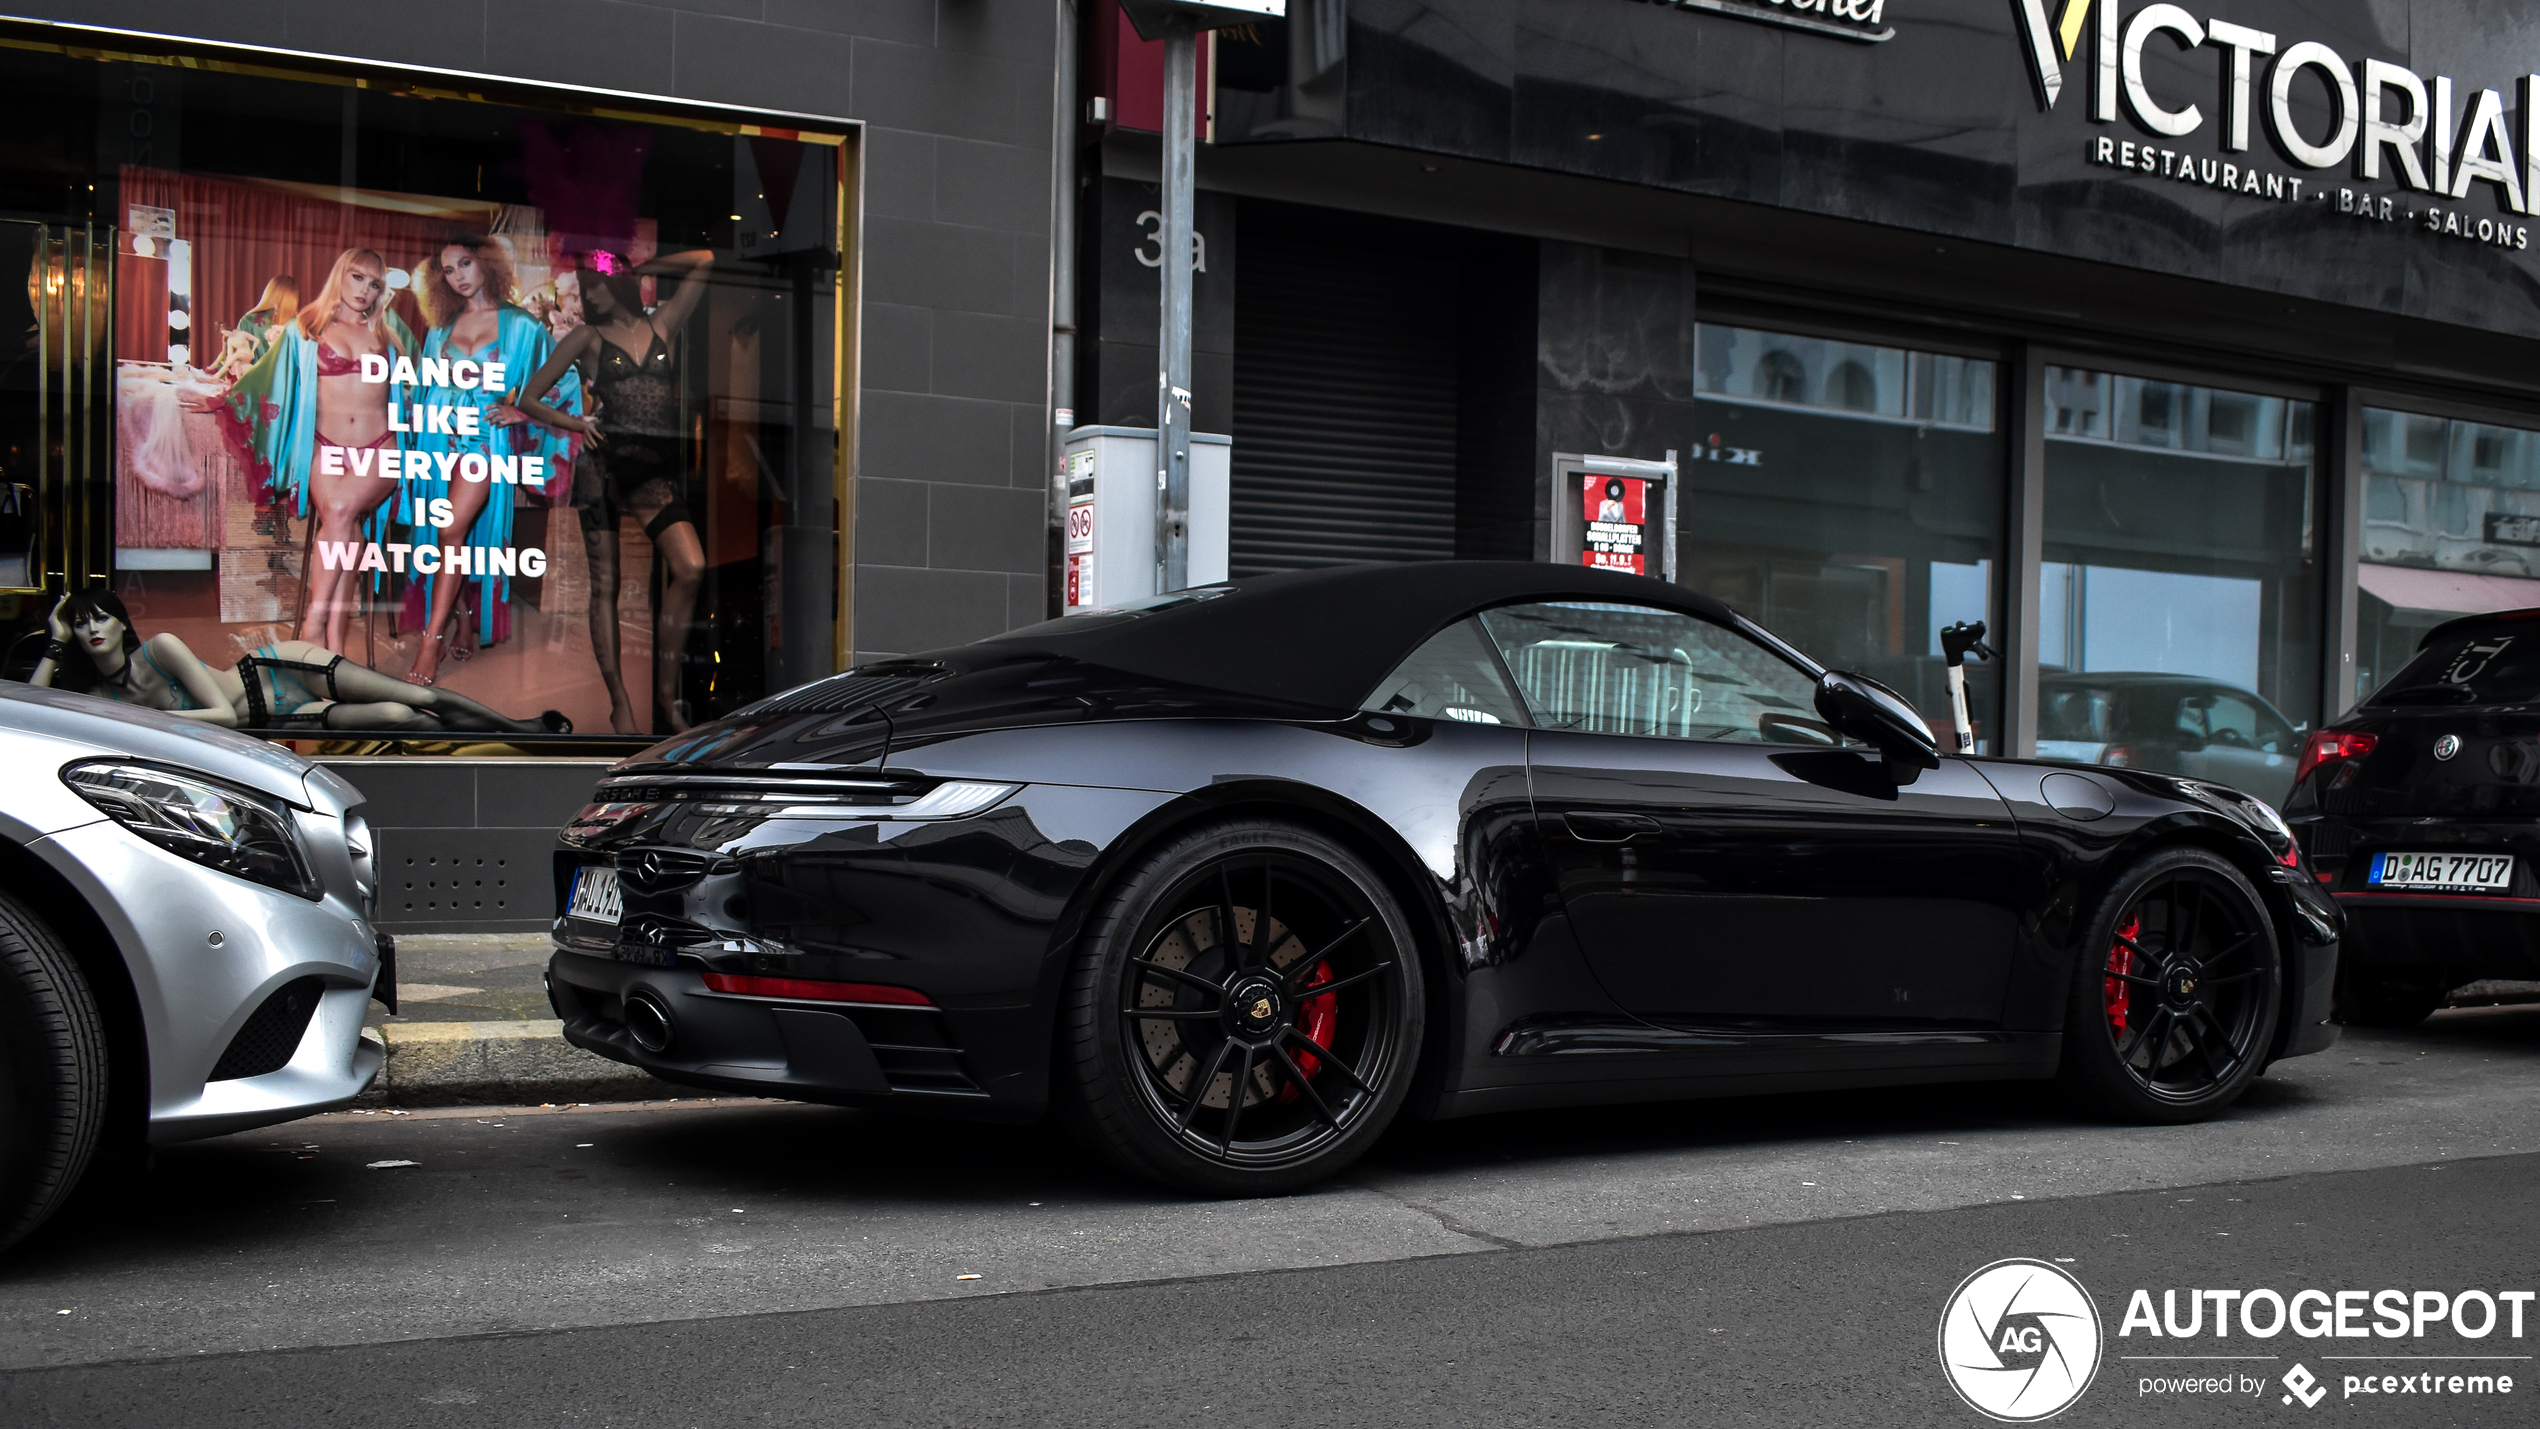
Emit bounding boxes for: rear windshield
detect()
[2370,627,2540,706]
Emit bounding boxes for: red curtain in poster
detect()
[119,166,469,350]
[115,250,169,361]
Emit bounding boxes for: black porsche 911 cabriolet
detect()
[546,562,2340,1194]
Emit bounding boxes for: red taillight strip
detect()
[700,973,935,1006]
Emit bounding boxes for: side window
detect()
[2173,694,2211,743]
[2203,692,2285,753]
[1361,618,1531,727]
[1476,601,1836,744]
[2040,687,2109,742]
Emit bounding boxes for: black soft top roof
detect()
[977,561,1745,712]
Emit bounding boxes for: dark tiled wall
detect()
[24,1,1059,664]
[1534,241,1696,560]
[322,759,610,932]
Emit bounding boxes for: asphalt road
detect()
[4,1007,2539,1426]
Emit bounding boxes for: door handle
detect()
[1563,810,1663,843]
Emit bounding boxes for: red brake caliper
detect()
[1280,962,1339,1101]
[2105,912,2138,1040]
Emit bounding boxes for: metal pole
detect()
[1155,16,1197,593]
[1049,0,1079,618]
[2000,344,2049,760]
[2324,388,2364,720]
[80,224,97,588]
[1661,449,1678,584]
[36,235,50,591]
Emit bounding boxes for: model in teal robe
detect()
[213,313,417,574]
[403,303,582,646]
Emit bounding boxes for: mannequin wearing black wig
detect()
[29,590,567,734]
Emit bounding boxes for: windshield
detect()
[1476,601,1836,744]
[2369,626,2540,706]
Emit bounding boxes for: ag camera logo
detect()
[1940,1259,2105,1421]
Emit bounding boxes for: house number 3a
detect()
[1134,210,1208,272]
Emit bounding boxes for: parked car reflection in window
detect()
[2037,672,2301,806]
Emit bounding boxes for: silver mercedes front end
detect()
[0,684,386,1143]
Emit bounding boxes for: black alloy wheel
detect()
[2058,847,2282,1124]
[1057,820,1424,1195]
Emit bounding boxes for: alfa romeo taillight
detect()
[2296,729,2379,786]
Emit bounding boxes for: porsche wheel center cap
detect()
[1231,980,1283,1032]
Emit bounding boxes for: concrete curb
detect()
[358,1020,684,1107]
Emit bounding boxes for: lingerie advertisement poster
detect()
[99,121,818,741]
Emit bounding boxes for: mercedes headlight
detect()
[64,761,320,900]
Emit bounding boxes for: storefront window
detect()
[2357,408,2540,701]
[2038,369,2318,805]
[1688,324,2002,749]
[0,44,845,741]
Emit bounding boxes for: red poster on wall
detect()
[1581,474,1650,575]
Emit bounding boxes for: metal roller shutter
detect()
[1230,201,1459,577]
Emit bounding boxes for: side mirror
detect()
[1816,670,1943,785]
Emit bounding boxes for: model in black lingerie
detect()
[515,248,716,736]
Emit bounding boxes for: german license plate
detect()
[2367,851,2514,892]
[568,866,623,924]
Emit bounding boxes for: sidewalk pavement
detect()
[359,935,2540,1109]
[360,933,681,1107]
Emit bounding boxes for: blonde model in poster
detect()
[208,249,416,654]
[29,590,566,734]
[233,275,299,362]
[403,235,578,685]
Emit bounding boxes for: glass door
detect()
[2356,407,2540,703]
[1687,323,2005,749]
[2036,368,2320,806]
[0,221,112,667]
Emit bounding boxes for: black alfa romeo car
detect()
[547,563,2341,1193]
[2285,608,2540,1026]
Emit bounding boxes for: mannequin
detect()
[29,590,568,735]
[513,248,715,734]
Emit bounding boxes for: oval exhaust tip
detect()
[624,991,675,1053]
